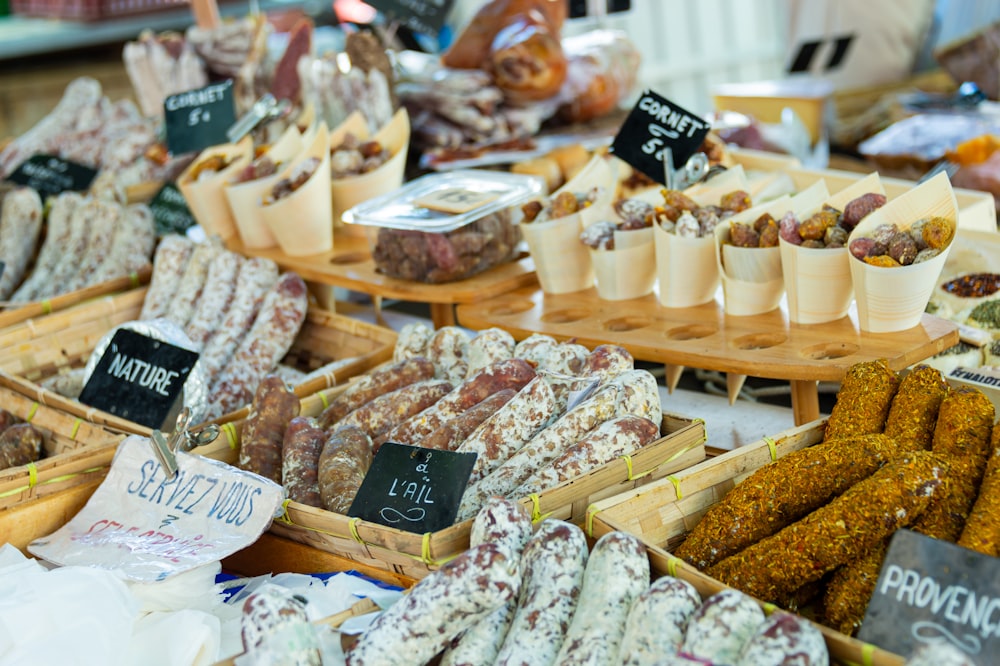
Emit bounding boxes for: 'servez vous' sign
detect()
[348,442,477,534]
[610,89,710,186]
[858,529,1000,664]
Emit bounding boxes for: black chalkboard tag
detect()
[857,529,1000,662]
[610,90,710,186]
[149,182,197,236]
[366,0,456,38]
[348,442,477,534]
[5,154,97,197]
[78,329,199,430]
[164,80,237,156]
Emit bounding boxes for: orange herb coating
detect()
[823,539,889,637]
[674,434,902,570]
[707,451,948,603]
[959,423,1000,556]
[930,386,995,459]
[883,364,949,451]
[824,359,899,441]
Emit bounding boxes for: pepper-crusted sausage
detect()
[238,375,300,483]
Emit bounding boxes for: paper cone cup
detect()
[224,126,306,249]
[261,122,334,256]
[590,227,656,300]
[685,165,748,206]
[178,136,253,241]
[558,153,617,201]
[654,222,718,308]
[715,221,784,316]
[523,214,595,294]
[778,176,882,325]
[331,108,410,236]
[847,171,958,333]
[296,102,316,132]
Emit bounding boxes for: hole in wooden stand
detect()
[541,309,591,324]
[602,317,653,332]
[487,300,535,316]
[330,252,367,265]
[666,324,717,341]
[800,342,860,360]
[731,333,787,350]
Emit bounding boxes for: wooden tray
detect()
[585,418,905,666]
[226,231,540,328]
[0,286,397,436]
[195,392,707,580]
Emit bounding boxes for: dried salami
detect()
[66,196,123,290]
[465,327,515,378]
[318,425,373,514]
[0,423,44,470]
[735,611,827,666]
[165,237,224,328]
[281,416,325,507]
[429,326,471,385]
[316,357,436,431]
[11,191,81,302]
[139,234,195,320]
[578,344,634,383]
[619,577,702,665]
[338,379,453,449]
[393,322,433,363]
[681,589,765,666]
[184,249,242,350]
[513,333,558,365]
[420,389,516,452]
[241,585,321,665]
[88,202,156,285]
[238,375,300,483]
[0,187,43,300]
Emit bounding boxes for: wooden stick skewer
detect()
[190,0,221,30]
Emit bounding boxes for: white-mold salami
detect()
[139,234,195,320]
[88,202,156,284]
[184,249,242,350]
[165,237,224,328]
[495,519,589,666]
[393,322,433,363]
[346,543,519,666]
[619,576,702,665]
[66,196,122,290]
[465,327,515,377]
[11,191,81,302]
[429,326,471,384]
[0,187,43,299]
[736,611,828,666]
[681,589,766,666]
[553,530,649,665]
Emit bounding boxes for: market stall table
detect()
[456,287,959,426]
[225,230,539,328]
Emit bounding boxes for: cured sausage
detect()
[735,611,828,666]
[428,326,471,385]
[681,589,766,666]
[619,576,702,665]
[457,374,563,485]
[458,369,660,520]
[10,191,81,302]
[183,249,242,350]
[512,333,557,366]
[393,322,433,363]
[241,585,321,665]
[465,327,515,378]
[511,414,660,499]
[281,416,325,507]
[577,344,634,384]
[66,196,123,290]
[469,496,533,553]
[238,375,300,483]
[553,531,649,665]
[317,425,373,514]
[38,192,94,300]
[824,359,899,441]
[0,423,44,470]
[198,256,279,382]
[538,342,589,376]
[440,599,516,666]
[208,272,309,417]
[316,358,436,430]
[495,519,588,666]
[139,234,195,320]
[338,379,453,449]
[420,389,516,452]
[165,237,224,329]
[88,202,157,285]
[0,187,43,299]
[346,543,519,666]
[381,359,536,446]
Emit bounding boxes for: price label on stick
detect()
[610,89,710,186]
[78,329,198,430]
[164,80,236,156]
[149,182,197,236]
[366,0,455,38]
[348,442,477,534]
[857,529,1000,662]
[5,154,97,197]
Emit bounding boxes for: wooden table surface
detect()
[227,230,539,327]
[457,286,959,426]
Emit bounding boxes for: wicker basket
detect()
[195,393,707,580]
[586,418,908,666]
[0,266,151,335]
[0,376,121,511]
[0,286,397,436]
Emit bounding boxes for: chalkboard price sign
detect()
[348,442,477,534]
[149,182,197,236]
[858,529,1000,663]
[610,89,710,186]
[5,154,98,197]
[164,80,237,156]
[78,329,199,430]
[367,0,455,38]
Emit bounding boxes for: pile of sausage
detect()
[345,498,830,666]
[237,323,663,522]
[140,235,309,419]
[0,408,44,472]
[0,188,156,303]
